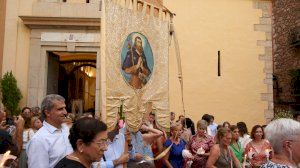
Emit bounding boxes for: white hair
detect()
[264,118,300,153]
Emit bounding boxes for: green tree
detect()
[0,71,23,116]
[273,108,293,120]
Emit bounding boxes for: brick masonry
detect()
[253,0,273,122]
[272,0,300,111]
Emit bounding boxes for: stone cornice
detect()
[19,16,100,29]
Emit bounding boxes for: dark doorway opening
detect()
[47,51,97,116]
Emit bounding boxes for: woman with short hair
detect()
[206,127,241,168]
[261,118,300,168]
[245,125,272,167]
[55,117,108,168]
[163,122,186,168]
[185,119,214,168]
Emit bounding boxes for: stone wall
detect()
[164,0,271,125]
[253,0,273,122]
[273,0,300,109]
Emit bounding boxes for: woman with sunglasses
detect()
[55,117,108,168]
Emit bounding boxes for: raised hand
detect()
[140,124,149,132]
[118,153,130,164]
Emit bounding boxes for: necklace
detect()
[67,154,90,168]
[221,148,231,162]
[220,146,233,168]
[68,155,81,162]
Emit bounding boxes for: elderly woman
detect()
[163,122,186,168]
[245,125,272,168]
[261,118,300,168]
[55,117,108,168]
[185,120,214,168]
[206,127,241,168]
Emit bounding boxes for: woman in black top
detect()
[55,117,108,168]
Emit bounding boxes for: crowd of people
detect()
[0,94,300,168]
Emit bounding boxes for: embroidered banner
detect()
[101,0,170,132]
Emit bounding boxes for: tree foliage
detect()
[273,108,293,120]
[0,71,23,116]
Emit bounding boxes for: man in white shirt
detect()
[208,115,218,137]
[98,124,134,168]
[27,94,73,168]
[202,114,216,137]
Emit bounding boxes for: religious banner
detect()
[101,0,170,132]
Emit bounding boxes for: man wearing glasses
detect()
[96,123,136,168]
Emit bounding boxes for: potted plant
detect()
[273,108,293,120]
[0,71,23,116]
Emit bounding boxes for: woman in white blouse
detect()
[19,117,35,168]
[237,122,251,149]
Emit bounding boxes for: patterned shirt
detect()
[244,140,272,167]
[260,161,291,168]
[187,134,214,168]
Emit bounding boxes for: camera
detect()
[6,118,15,126]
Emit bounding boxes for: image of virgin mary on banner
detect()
[121,32,154,90]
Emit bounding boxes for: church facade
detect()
[0,0,273,127]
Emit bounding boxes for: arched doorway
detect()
[47,51,96,116]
